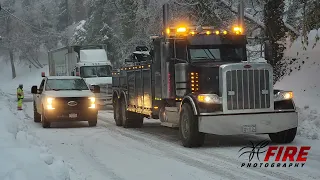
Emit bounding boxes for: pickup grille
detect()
[53,97,91,110]
[226,69,270,110]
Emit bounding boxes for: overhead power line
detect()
[1,7,64,38]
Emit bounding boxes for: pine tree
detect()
[264,0,286,82]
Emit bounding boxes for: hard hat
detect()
[19,84,23,88]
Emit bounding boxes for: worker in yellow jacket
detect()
[17,84,24,110]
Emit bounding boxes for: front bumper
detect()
[95,95,113,106]
[44,108,98,122]
[198,111,298,135]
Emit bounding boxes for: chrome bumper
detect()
[198,111,298,135]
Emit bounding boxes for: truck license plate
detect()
[242,125,256,133]
[69,113,77,118]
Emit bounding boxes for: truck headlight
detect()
[89,97,96,108]
[274,91,293,102]
[197,94,221,104]
[46,97,55,109]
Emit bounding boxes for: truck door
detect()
[37,79,45,114]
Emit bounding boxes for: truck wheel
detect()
[33,101,41,123]
[114,98,122,126]
[179,103,205,148]
[269,127,297,143]
[41,106,50,128]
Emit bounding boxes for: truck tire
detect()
[269,127,297,143]
[33,101,41,123]
[179,103,205,148]
[114,98,122,126]
[41,106,50,128]
[120,98,143,128]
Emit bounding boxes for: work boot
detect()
[17,107,22,110]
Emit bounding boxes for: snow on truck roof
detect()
[46,76,83,80]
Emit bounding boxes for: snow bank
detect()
[0,95,71,180]
[275,28,320,140]
[0,56,49,99]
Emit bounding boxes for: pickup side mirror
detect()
[31,86,38,94]
[92,85,100,93]
[264,40,273,61]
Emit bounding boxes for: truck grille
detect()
[99,84,112,94]
[226,69,270,110]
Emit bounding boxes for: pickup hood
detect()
[44,90,94,98]
[84,77,112,86]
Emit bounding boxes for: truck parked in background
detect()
[48,45,113,107]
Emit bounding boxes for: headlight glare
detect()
[89,97,96,108]
[274,91,293,102]
[47,97,54,104]
[197,94,221,104]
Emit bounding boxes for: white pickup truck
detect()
[31,73,100,128]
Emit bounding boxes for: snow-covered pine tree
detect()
[264,0,286,83]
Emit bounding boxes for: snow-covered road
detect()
[2,91,320,180]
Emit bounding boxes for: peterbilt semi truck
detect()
[48,45,113,107]
[111,4,298,147]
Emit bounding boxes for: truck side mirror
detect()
[264,40,272,61]
[93,85,100,93]
[31,86,38,94]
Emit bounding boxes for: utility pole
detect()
[66,0,69,46]
[238,0,245,34]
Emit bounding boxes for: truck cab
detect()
[71,48,113,106]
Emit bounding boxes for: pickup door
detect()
[35,78,46,114]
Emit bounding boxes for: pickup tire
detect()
[114,98,122,126]
[41,106,50,128]
[179,103,205,148]
[33,101,41,123]
[269,127,297,143]
[88,121,97,127]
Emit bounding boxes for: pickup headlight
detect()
[274,91,293,102]
[46,97,55,109]
[89,97,96,108]
[197,94,221,104]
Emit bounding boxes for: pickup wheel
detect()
[88,115,98,127]
[114,98,122,126]
[41,106,50,128]
[33,101,41,123]
[88,121,97,127]
[179,103,205,148]
[269,127,297,143]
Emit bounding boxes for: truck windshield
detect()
[45,79,89,91]
[188,45,245,62]
[80,65,112,78]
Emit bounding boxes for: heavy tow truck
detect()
[111,4,298,147]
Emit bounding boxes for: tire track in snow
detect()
[98,114,302,180]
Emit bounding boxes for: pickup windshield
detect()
[80,65,112,78]
[188,45,245,63]
[45,79,89,91]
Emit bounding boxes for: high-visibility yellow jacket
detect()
[17,88,24,99]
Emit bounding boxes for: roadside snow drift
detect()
[275,28,320,140]
[0,94,71,180]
